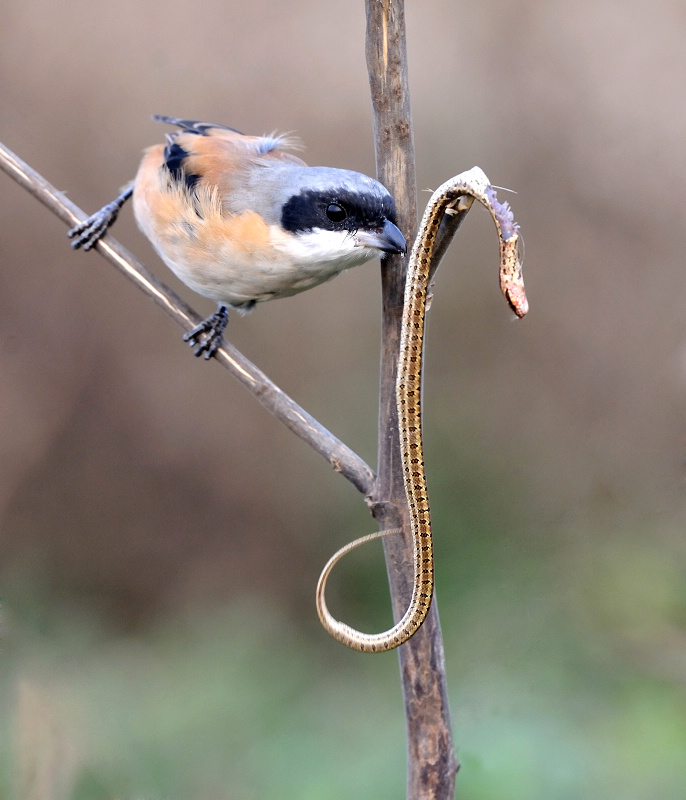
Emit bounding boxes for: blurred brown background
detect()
[1,2,685,798]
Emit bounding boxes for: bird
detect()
[69,115,407,358]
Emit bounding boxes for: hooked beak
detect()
[355,219,406,255]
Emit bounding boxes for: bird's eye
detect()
[326,203,347,223]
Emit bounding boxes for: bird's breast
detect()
[132,174,372,307]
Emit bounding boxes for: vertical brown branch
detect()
[365,2,459,799]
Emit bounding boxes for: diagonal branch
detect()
[0,141,376,497]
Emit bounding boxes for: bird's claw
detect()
[68,185,133,250]
[68,204,118,250]
[183,306,229,359]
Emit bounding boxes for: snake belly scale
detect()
[316,167,528,652]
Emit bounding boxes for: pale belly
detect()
[154,233,369,307]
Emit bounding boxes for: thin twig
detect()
[0,140,376,497]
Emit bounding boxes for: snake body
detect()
[317,167,528,652]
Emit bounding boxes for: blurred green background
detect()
[2,1,686,798]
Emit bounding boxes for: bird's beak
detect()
[355,219,406,255]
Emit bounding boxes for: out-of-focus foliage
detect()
[2,1,686,797]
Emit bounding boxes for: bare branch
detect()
[365,2,459,799]
[0,141,376,497]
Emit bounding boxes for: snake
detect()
[316,166,528,653]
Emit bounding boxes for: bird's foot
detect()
[68,184,134,250]
[183,305,229,359]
